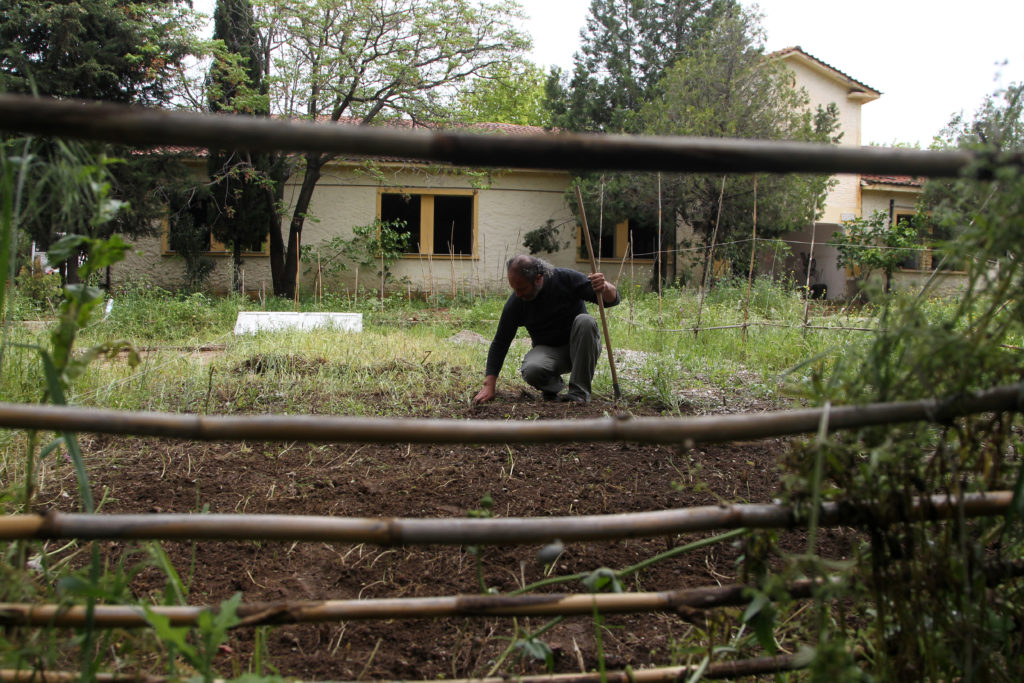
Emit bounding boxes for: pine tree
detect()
[0,0,197,281]
[573,7,841,287]
[547,0,735,133]
[201,0,282,293]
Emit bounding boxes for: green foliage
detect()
[167,186,218,291]
[571,6,840,287]
[779,130,1024,676]
[546,0,734,133]
[302,218,411,291]
[14,267,62,313]
[145,593,242,683]
[833,210,920,293]
[0,0,197,105]
[522,219,568,254]
[249,0,529,297]
[0,0,202,259]
[456,60,551,127]
[204,0,280,294]
[923,83,1024,272]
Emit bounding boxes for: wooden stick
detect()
[0,579,833,628]
[0,491,1011,544]
[0,94,1003,178]
[0,382,1018,445]
[574,184,621,401]
[0,653,814,683]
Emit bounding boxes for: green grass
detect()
[1,277,903,419]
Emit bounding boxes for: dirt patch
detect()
[41,390,853,680]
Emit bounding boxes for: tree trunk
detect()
[232,242,243,294]
[277,153,323,299]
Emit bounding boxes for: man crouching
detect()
[473,255,619,405]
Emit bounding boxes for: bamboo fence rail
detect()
[0,94,1020,178]
[0,492,1011,544]
[0,654,810,683]
[0,579,826,628]
[0,383,1020,446]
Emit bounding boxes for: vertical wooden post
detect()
[575,185,621,402]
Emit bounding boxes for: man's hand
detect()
[473,375,498,404]
[588,272,618,304]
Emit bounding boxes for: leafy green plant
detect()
[782,144,1024,678]
[302,218,410,295]
[833,209,920,295]
[145,593,242,683]
[14,267,62,313]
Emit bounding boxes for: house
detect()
[770,47,881,300]
[116,47,931,300]
[117,126,571,296]
[118,120,669,297]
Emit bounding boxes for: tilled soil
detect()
[39,390,854,680]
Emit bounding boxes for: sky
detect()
[517,0,1024,147]
[191,0,1024,147]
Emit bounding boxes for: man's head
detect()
[507,255,553,302]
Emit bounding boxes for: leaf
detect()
[146,542,189,606]
[144,605,199,666]
[741,591,770,623]
[515,637,554,671]
[582,567,623,593]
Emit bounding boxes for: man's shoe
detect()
[558,393,588,404]
[541,390,559,401]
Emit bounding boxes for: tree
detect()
[573,6,840,287]
[455,60,551,127]
[0,0,200,280]
[250,0,528,298]
[833,210,919,295]
[920,82,1024,272]
[0,0,194,105]
[202,0,281,294]
[546,0,735,133]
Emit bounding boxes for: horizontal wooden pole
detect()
[0,580,822,628]
[0,384,1019,446]
[0,94,1017,178]
[0,653,811,683]
[0,492,1011,544]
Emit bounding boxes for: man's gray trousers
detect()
[519,313,600,402]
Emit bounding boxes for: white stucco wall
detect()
[781,57,871,224]
[113,161,581,296]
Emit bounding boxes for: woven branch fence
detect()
[2,94,1021,681]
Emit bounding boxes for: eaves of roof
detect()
[768,46,881,100]
[861,173,924,190]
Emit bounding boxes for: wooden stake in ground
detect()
[574,184,621,402]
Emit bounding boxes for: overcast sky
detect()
[518,0,1024,147]
[192,0,1023,147]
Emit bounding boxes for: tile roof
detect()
[861,174,924,187]
[768,46,880,96]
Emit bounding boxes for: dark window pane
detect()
[433,195,473,255]
[579,229,615,260]
[381,193,421,252]
[627,219,659,260]
[168,196,212,252]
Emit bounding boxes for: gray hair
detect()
[507,254,554,281]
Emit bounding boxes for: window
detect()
[578,219,659,263]
[379,189,477,257]
[163,194,269,256]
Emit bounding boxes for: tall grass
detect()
[3,280,881,419]
[2,275,915,419]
